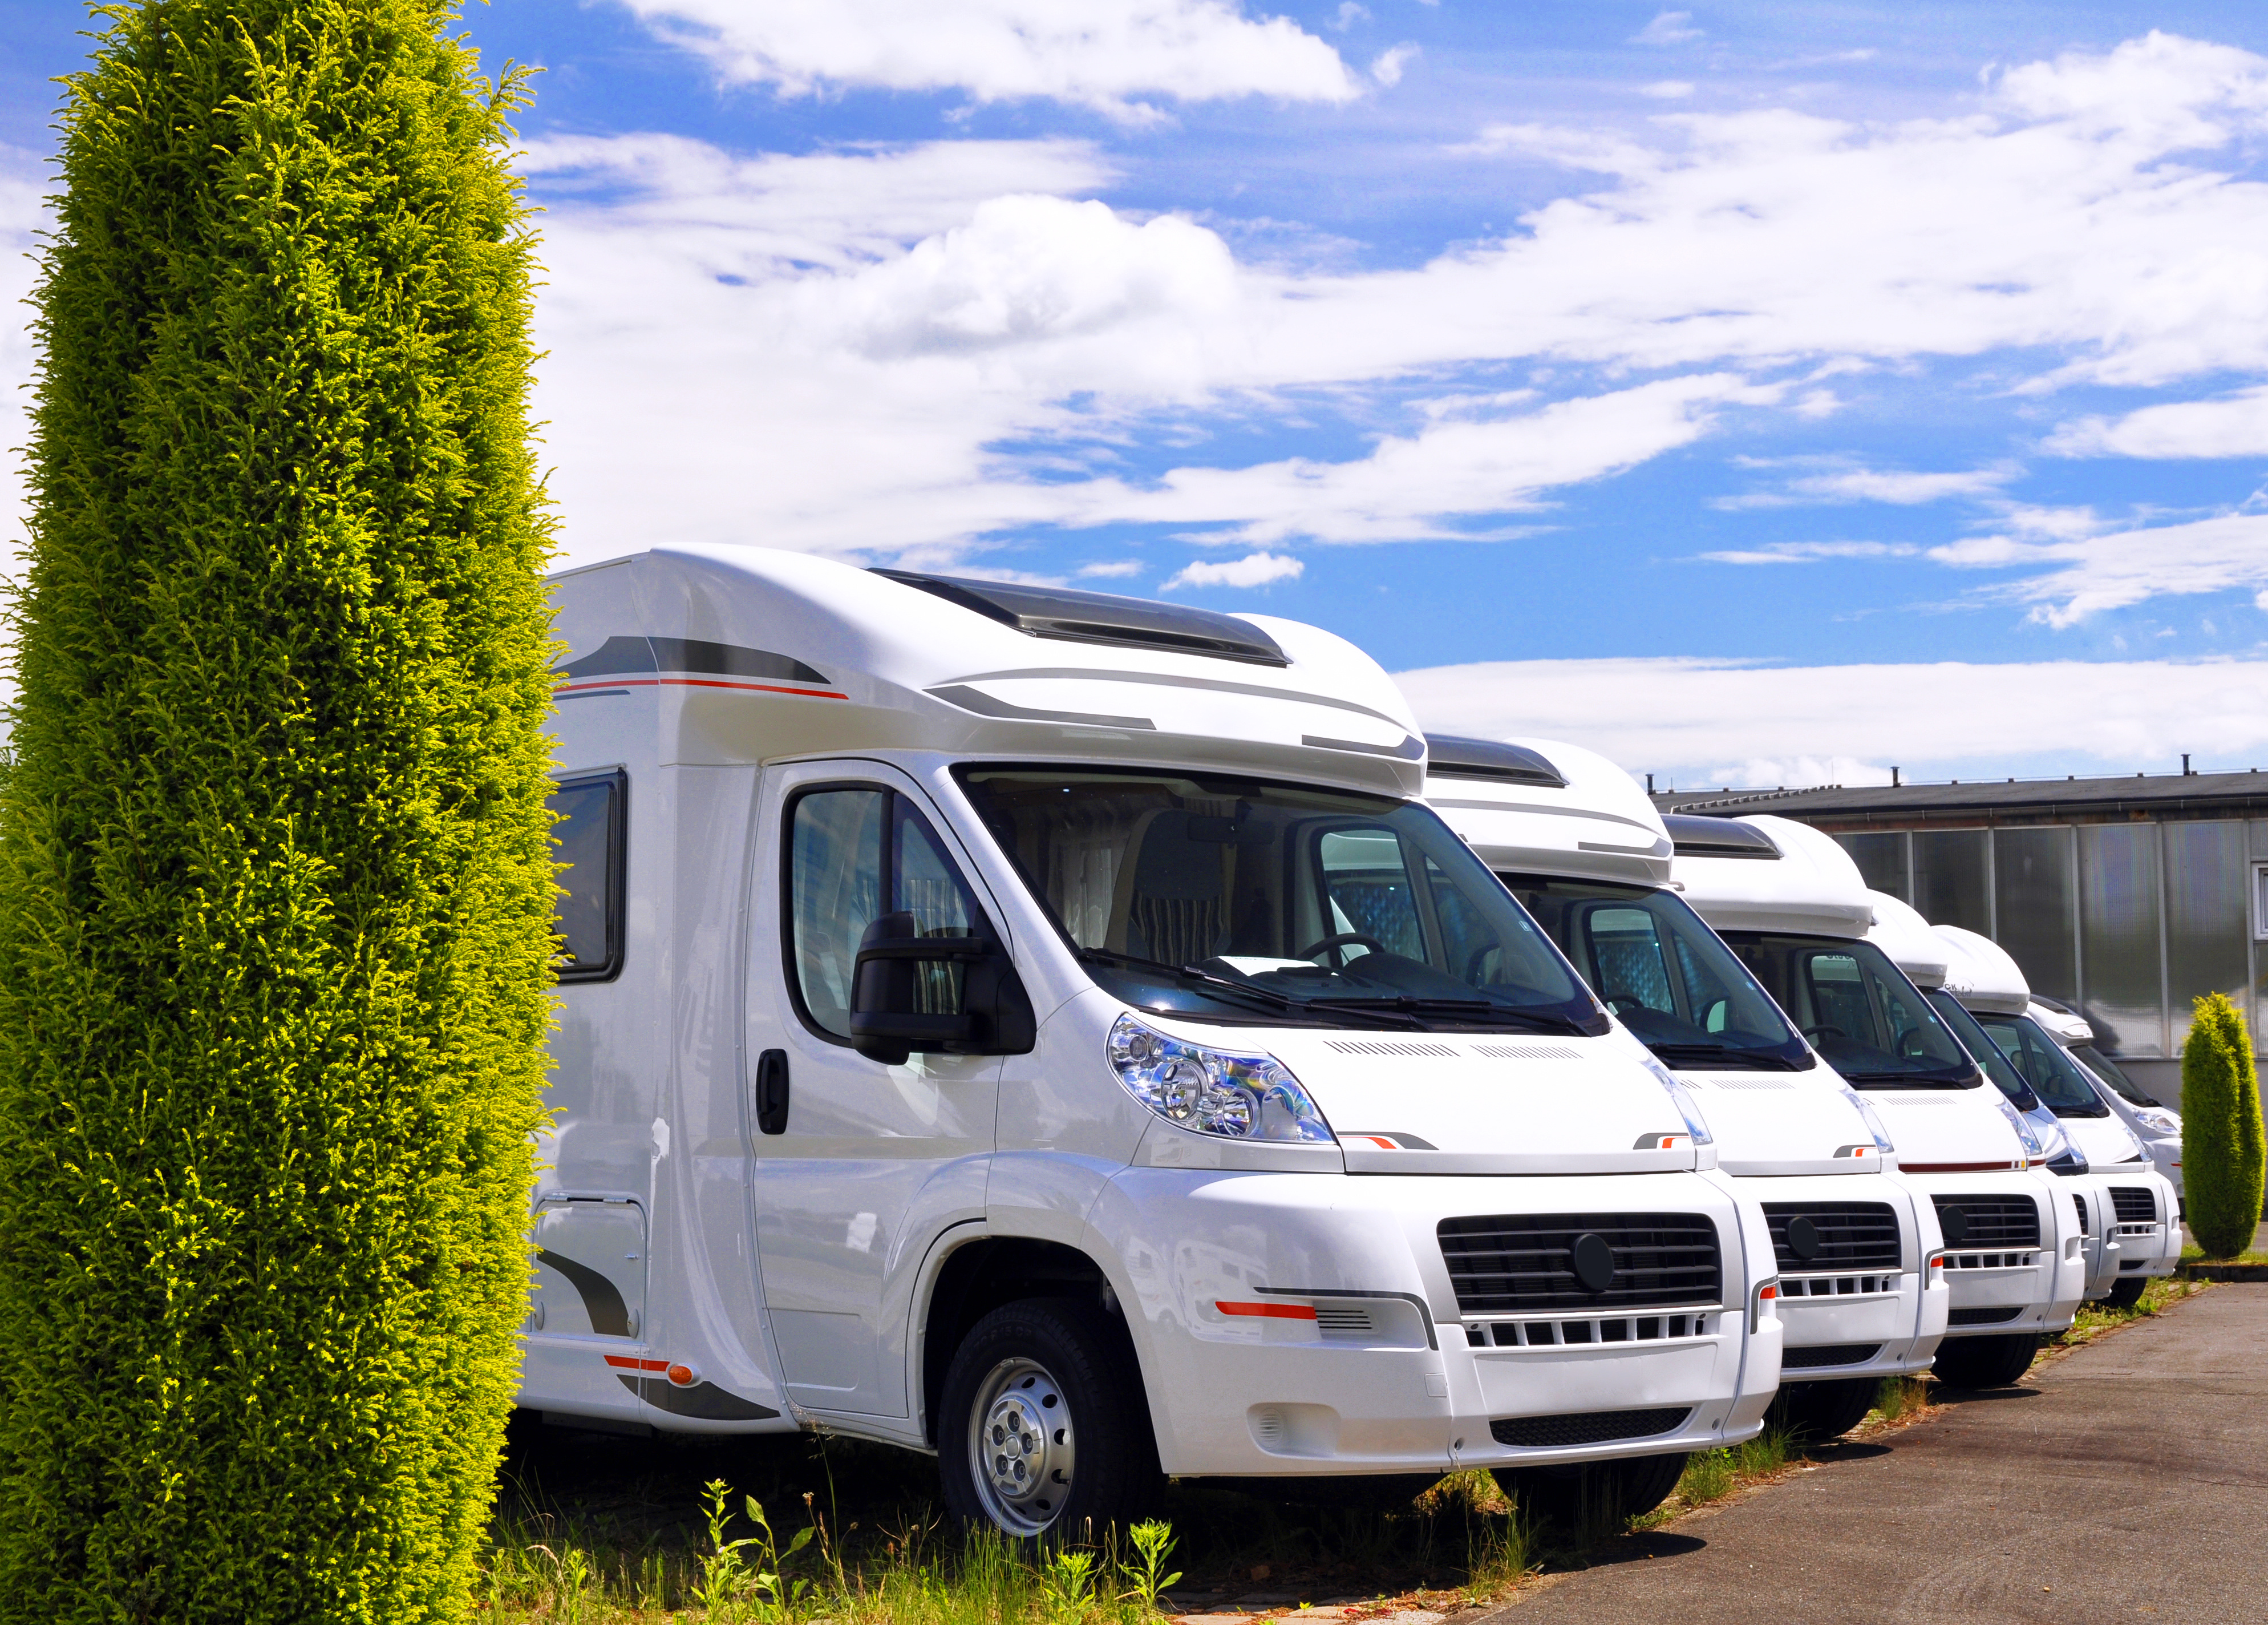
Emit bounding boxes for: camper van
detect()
[1667,816,2085,1390]
[1870,902,2176,1308]
[1422,739,1946,1442]
[525,547,1783,1537]
[2021,993,2184,1202]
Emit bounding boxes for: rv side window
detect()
[786,787,990,1042]
[551,771,627,983]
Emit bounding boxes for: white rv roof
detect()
[1865,891,1950,989]
[1673,813,1875,938]
[1422,735,1671,884]
[548,546,1425,793]
[1931,924,2031,1014]
[2028,1000,2093,1044]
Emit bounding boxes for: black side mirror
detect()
[849,910,1036,1065]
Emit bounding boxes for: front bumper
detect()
[1092,1169,1780,1477]
[1897,1169,2084,1339]
[2078,1167,2183,1292]
[1716,1171,1946,1383]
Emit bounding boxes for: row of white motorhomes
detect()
[521,547,2180,1537]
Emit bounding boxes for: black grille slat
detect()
[2073,1193,2089,1236]
[1439,1213,1722,1314]
[2110,1186,2157,1225]
[1490,1407,1692,1449]
[1763,1202,1902,1272]
[1782,1343,1883,1369]
[1933,1194,2041,1250]
[1947,1305,2024,1326]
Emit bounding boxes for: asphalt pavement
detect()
[1478,1284,2268,1623]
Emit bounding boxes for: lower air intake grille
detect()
[1947,1306,2024,1327]
[1933,1194,2041,1250]
[2110,1186,2157,1225]
[1490,1407,1692,1449]
[1782,1342,1884,1370]
[1763,1201,1902,1271]
[1439,1213,1721,1313]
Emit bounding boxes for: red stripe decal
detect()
[1217,1300,1315,1320]
[1900,1161,2023,1173]
[554,677,849,700]
[604,1355,641,1368]
[602,1355,671,1371]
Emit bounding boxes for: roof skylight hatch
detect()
[1423,735,1569,789]
[873,570,1289,668]
[1664,814,1781,859]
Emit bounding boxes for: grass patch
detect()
[1866,1376,1930,1426]
[1663,1425,1794,1514]
[2053,1275,2204,1353]
[2178,1245,2268,1265]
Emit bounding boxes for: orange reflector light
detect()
[667,1364,696,1387]
[1759,1284,1777,1299]
[1217,1300,1316,1320]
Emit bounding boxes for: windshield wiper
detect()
[1073,949,1415,1029]
[1647,1041,1807,1073]
[1302,996,1593,1037]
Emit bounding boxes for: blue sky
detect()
[7,2,2268,787]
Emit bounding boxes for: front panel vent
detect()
[1762,1202,1902,1272]
[1439,1213,1722,1315]
[1490,1407,1692,1449]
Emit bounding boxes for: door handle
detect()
[755,1049,790,1135]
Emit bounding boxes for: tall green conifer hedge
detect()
[0,3,557,1618]
[2181,993,2266,1259]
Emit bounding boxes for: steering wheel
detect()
[1802,1023,1846,1042]
[1602,989,1647,1016]
[1300,932,1386,968]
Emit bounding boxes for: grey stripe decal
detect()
[939,666,1408,729]
[929,684,1155,730]
[536,1248,630,1337]
[1428,797,1664,836]
[1302,733,1425,761]
[618,1375,780,1421]
[556,635,829,686]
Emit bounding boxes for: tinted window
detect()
[787,787,989,1042]
[1974,1013,2111,1117]
[2071,1042,2161,1107]
[957,765,1603,1034]
[551,771,626,983]
[1724,933,1978,1088]
[1502,874,1810,1070]
[1923,989,2038,1107]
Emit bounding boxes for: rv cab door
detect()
[746,761,1003,1418]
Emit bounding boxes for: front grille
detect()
[1933,1194,2041,1250]
[1490,1407,1692,1449]
[1782,1342,1882,1369]
[1947,1306,2024,1326]
[2072,1193,2089,1236]
[1439,1213,1721,1314]
[2110,1186,2157,1226]
[1763,1202,1901,1272]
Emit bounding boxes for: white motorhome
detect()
[1871,902,2176,1307]
[2022,993,2185,1202]
[525,547,1783,1537]
[1668,815,2085,1390]
[1422,739,1947,1443]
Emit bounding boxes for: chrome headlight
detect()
[1990,1093,2046,1162]
[1639,1055,1713,1145]
[1107,1013,1334,1143]
[1842,1088,1896,1155]
[2134,1107,2180,1138]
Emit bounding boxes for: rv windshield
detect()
[1971,1013,2112,1118]
[955,766,1609,1036]
[1719,932,1981,1089]
[2071,1043,2162,1108]
[1922,990,2042,1110]
[1497,874,1811,1070]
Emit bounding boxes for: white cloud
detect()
[1076,559,1146,577]
[1703,757,1896,789]
[1161,549,1303,588]
[1396,654,2268,779]
[1370,43,1419,86]
[1633,11,1703,46]
[1328,2,1368,29]
[1927,509,2268,626]
[1698,540,1919,565]
[1639,81,1695,100]
[614,0,1359,120]
[1713,462,2020,510]
[2047,385,2268,458]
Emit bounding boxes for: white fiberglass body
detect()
[1423,738,1946,1398]
[1675,817,2085,1348]
[524,547,1781,1529]
[2020,989,2185,1201]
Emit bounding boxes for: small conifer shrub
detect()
[0,2,557,1619]
[2182,993,2266,1259]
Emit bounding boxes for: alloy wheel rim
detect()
[967,1356,1075,1535]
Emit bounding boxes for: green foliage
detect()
[0,1,556,1620]
[693,1480,816,1622]
[1115,1521,1181,1615]
[2183,993,2267,1259]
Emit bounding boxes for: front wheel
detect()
[1501,1450,1690,1534]
[1930,1331,2040,1389]
[2101,1276,2148,1309]
[938,1299,1161,1541]
[1766,1377,1880,1443]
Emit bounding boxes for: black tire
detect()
[1501,1450,1690,1533]
[1765,1377,1880,1442]
[937,1297,1161,1541]
[2101,1276,2148,1309]
[1930,1331,2040,1389]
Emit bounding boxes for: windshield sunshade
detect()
[1974,1013,2111,1117]
[1720,933,1979,1088]
[955,766,1607,1034]
[876,571,1288,667]
[1499,874,1811,1070]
